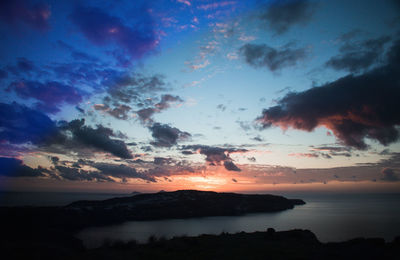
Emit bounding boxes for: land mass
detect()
[0,190,305,230]
[2,228,400,259]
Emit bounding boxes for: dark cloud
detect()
[0,0,51,31]
[330,152,351,157]
[155,95,183,110]
[0,157,44,177]
[149,123,191,148]
[257,39,400,149]
[310,146,353,158]
[338,29,363,42]
[105,73,167,103]
[16,57,35,73]
[182,150,194,155]
[288,153,319,158]
[97,73,182,122]
[381,167,399,182]
[252,136,264,142]
[134,94,183,123]
[55,165,114,182]
[379,149,392,155]
[56,40,100,63]
[311,146,351,152]
[60,119,133,159]
[136,108,157,123]
[153,157,171,165]
[89,162,156,182]
[0,104,133,159]
[217,104,226,111]
[182,145,246,171]
[0,102,57,145]
[224,161,241,171]
[49,159,157,183]
[7,80,84,114]
[50,156,60,165]
[326,36,391,73]
[108,105,131,120]
[94,104,132,120]
[258,0,316,34]
[70,4,157,60]
[240,43,307,71]
[237,120,252,131]
[0,69,8,79]
[248,157,256,162]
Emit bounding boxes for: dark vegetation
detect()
[2,228,400,260]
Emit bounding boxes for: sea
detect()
[1,191,400,248]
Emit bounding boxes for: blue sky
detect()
[1,0,400,193]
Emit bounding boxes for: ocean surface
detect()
[1,191,400,247]
[0,191,133,207]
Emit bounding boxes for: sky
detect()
[1,0,400,193]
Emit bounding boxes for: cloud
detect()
[310,146,353,158]
[50,160,157,183]
[177,0,191,7]
[252,136,264,142]
[0,69,8,80]
[257,39,400,149]
[182,145,246,171]
[94,104,132,120]
[55,165,114,182]
[239,43,307,71]
[0,102,57,145]
[0,157,44,177]
[70,5,157,60]
[135,94,183,123]
[105,73,167,102]
[258,0,316,34]
[155,94,183,110]
[8,80,84,114]
[311,146,351,152]
[381,167,399,182]
[137,108,157,123]
[149,123,191,147]
[326,35,391,73]
[224,161,241,171]
[0,102,134,159]
[288,153,319,158]
[88,162,156,182]
[0,0,51,31]
[248,157,256,162]
[59,119,133,159]
[98,73,182,122]
[15,57,35,73]
[217,104,226,111]
[197,1,236,11]
[51,158,204,183]
[56,40,100,62]
[42,157,159,183]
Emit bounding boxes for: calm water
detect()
[0,191,132,207]
[76,193,400,248]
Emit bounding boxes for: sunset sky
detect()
[1,0,400,193]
